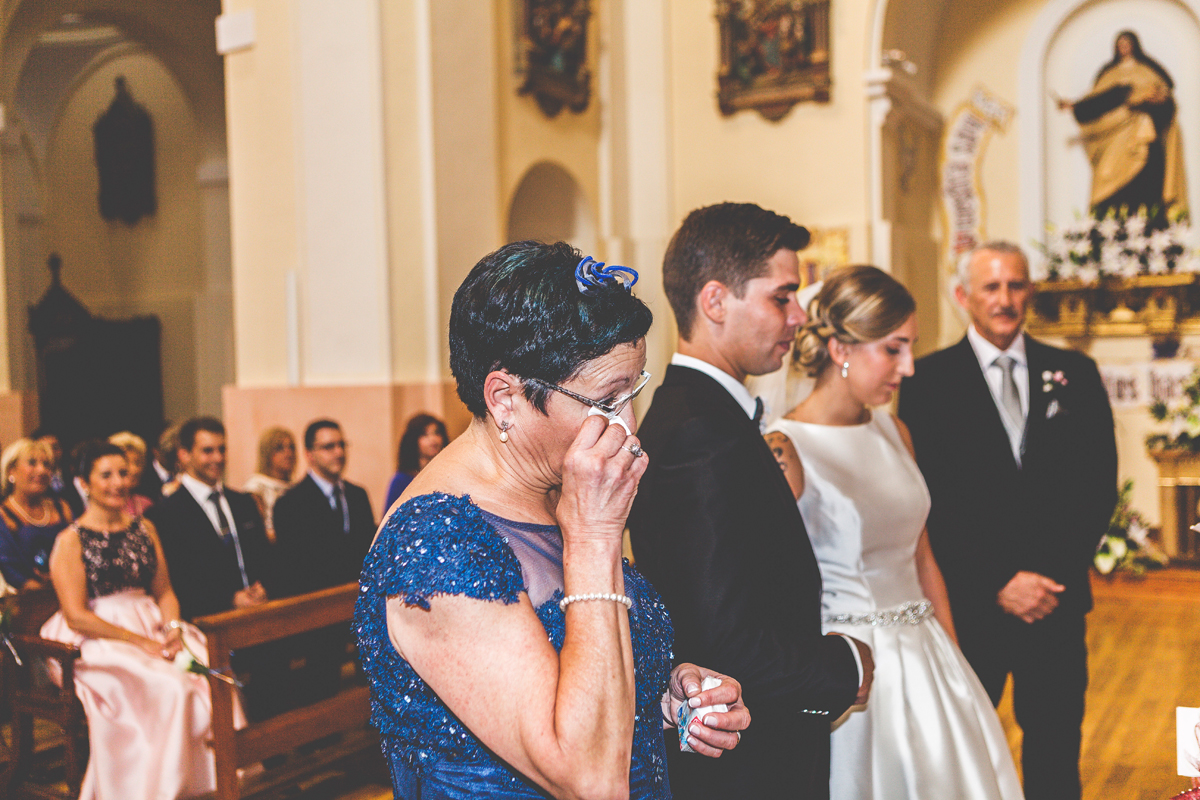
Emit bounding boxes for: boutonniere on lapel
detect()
[1042,370,1068,419]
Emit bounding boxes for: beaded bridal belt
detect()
[822,599,933,627]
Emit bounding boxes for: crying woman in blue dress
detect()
[355,241,749,800]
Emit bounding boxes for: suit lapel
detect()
[947,337,1021,472]
[1023,335,1053,452]
[178,487,221,539]
[664,365,798,505]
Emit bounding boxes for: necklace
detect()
[7,496,50,526]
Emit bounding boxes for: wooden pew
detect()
[194,583,376,800]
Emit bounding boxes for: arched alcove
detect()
[1,2,230,424]
[506,161,597,255]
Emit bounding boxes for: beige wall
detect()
[667,0,873,262]
[223,0,299,388]
[495,0,602,249]
[44,50,208,421]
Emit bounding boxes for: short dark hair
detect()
[450,240,653,418]
[30,426,58,441]
[178,417,225,452]
[663,202,810,339]
[304,419,341,451]
[397,413,449,474]
[74,440,127,484]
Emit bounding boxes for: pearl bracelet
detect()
[559,592,633,613]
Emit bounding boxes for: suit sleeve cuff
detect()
[828,632,863,684]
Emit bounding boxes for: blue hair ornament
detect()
[575,256,638,296]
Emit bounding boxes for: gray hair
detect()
[954,241,1029,292]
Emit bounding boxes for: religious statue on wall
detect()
[93,76,157,225]
[517,0,591,118]
[716,0,831,121]
[1055,31,1186,220]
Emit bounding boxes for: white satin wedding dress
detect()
[769,412,1023,800]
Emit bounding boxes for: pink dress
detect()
[40,520,242,800]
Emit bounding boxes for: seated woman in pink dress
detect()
[42,440,239,800]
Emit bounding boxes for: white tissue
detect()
[588,406,632,435]
[678,676,729,753]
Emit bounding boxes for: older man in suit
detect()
[897,241,1117,800]
[628,202,870,800]
[272,418,376,705]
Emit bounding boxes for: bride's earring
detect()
[841,361,850,379]
[498,421,511,443]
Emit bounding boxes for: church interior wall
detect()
[666,0,874,266]
[44,50,207,422]
[930,0,1047,346]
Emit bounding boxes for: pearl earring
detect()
[841,361,850,379]
[498,421,511,444]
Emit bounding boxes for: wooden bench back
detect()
[194,583,370,800]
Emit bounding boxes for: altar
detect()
[1096,358,1200,561]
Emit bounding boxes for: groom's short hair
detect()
[663,202,809,340]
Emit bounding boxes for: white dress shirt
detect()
[966,324,1028,464]
[671,353,763,420]
[308,470,350,533]
[180,472,238,538]
[669,352,862,681]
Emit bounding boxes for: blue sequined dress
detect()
[355,492,675,799]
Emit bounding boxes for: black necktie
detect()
[208,490,233,538]
[752,397,765,427]
[209,490,250,589]
[334,484,349,534]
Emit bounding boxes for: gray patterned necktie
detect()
[993,355,1024,434]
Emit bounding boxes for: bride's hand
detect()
[661,664,749,758]
[556,415,648,546]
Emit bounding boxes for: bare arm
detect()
[143,519,184,657]
[48,528,166,659]
[388,416,643,800]
[763,430,804,500]
[893,417,957,643]
[914,530,957,644]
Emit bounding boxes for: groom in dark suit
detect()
[898,241,1116,800]
[629,203,869,800]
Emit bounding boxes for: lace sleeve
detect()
[365,492,525,610]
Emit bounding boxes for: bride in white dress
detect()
[764,266,1023,800]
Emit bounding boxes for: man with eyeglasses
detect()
[273,418,377,706]
[629,203,871,800]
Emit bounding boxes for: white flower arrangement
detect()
[1037,207,1197,283]
[1094,479,1168,576]
[1147,367,1200,452]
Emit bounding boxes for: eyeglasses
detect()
[527,370,652,420]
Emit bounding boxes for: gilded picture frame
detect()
[716,0,832,121]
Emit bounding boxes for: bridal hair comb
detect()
[575,256,638,296]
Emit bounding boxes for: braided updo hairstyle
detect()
[794,265,916,377]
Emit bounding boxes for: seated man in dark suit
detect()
[272,418,376,704]
[147,416,279,717]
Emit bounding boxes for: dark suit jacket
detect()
[148,485,274,621]
[897,335,1117,630]
[271,475,375,597]
[628,365,859,800]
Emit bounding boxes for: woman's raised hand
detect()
[556,414,648,546]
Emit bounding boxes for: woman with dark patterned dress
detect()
[356,241,750,799]
[42,441,239,800]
